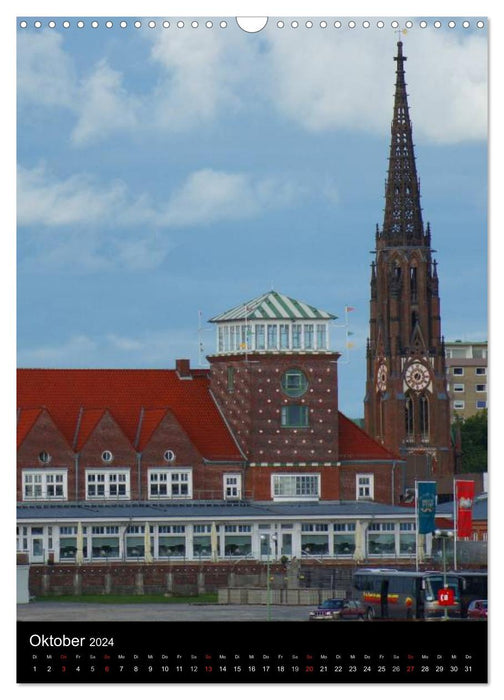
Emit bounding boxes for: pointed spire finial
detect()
[382,38,423,245]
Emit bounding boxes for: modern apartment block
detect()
[445,341,488,420]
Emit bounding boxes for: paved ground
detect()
[17,602,314,622]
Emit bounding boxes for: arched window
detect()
[410,266,418,300]
[420,395,429,438]
[405,394,414,437]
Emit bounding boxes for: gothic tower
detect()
[364,42,454,484]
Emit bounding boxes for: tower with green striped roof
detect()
[208,290,341,487]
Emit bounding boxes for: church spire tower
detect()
[364,41,453,484]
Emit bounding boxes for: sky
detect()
[16,12,488,420]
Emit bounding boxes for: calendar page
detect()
[15,4,489,686]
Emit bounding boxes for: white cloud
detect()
[17,27,486,145]
[17,165,130,227]
[17,30,76,108]
[18,335,98,366]
[265,28,487,144]
[17,165,303,270]
[18,330,200,368]
[72,59,141,145]
[19,164,302,229]
[146,28,256,130]
[160,169,302,226]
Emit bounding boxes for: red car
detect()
[467,599,487,619]
[309,598,371,621]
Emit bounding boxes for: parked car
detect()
[467,599,487,620]
[309,598,370,621]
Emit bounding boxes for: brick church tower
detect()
[364,42,454,482]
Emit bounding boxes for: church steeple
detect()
[365,41,454,487]
[380,41,426,247]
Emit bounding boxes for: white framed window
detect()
[452,367,464,376]
[356,474,374,500]
[475,367,487,376]
[476,400,487,409]
[223,473,242,500]
[453,383,465,393]
[272,474,320,501]
[148,468,192,499]
[86,469,130,500]
[453,400,465,410]
[22,470,67,501]
[475,384,487,393]
[280,404,309,427]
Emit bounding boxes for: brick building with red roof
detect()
[16,290,424,573]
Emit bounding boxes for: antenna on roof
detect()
[198,310,212,367]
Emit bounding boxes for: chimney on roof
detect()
[176,358,192,379]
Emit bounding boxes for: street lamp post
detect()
[261,533,277,621]
[434,529,454,621]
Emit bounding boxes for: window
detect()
[38,451,51,464]
[158,525,186,558]
[399,522,416,555]
[163,449,176,463]
[91,525,120,558]
[255,324,265,350]
[453,367,464,376]
[272,474,320,500]
[301,523,329,556]
[23,471,67,501]
[148,469,192,499]
[281,404,309,427]
[304,324,314,349]
[281,369,308,397]
[453,400,465,410]
[420,395,429,438]
[367,522,395,556]
[333,522,356,556]
[267,324,278,349]
[476,400,487,410]
[86,470,130,500]
[453,384,465,393]
[475,367,486,376]
[405,395,414,437]
[280,324,290,349]
[476,384,487,393]
[356,474,374,500]
[101,450,114,463]
[224,525,252,557]
[223,474,242,500]
[292,324,302,349]
[316,324,327,349]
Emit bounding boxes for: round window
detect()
[38,451,51,464]
[281,369,309,397]
[101,450,113,463]
[163,449,176,463]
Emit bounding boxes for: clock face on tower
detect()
[404,362,430,391]
[376,362,388,392]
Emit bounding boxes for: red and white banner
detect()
[455,480,475,538]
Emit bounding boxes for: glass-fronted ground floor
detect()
[17,500,426,565]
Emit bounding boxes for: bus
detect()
[452,570,487,617]
[353,568,462,620]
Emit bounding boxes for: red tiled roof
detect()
[135,408,171,451]
[17,369,242,461]
[338,412,400,461]
[74,408,107,451]
[17,408,42,448]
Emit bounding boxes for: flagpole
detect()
[453,479,456,570]
[415,480,419,572]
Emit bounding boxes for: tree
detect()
[453,409,487,473]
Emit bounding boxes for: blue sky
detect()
[16,14,487,418]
